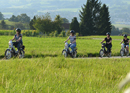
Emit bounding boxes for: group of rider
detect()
[12,28,129,56]
[100,32,129,54]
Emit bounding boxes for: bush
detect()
[60,31,66,37]
[0,30,39,36]
[76,33,79,37]
[66,30,70,36]
[32,30,37,36]
[54,31,58,37]
[49,32,54,37]
[59,34,63,37]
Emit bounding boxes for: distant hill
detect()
[0,0,130,24]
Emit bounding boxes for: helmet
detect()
[70,30,75,34]
[106,32,110,36]
[16,28,21,33]
[124,34,127,37]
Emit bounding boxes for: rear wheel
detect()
[62,50,68,58]
[73,51,77,58]
[127,53,129,57]
[5,49,11,59]
[108,53,111,58]
[120,49,124,57]
[126,50,129,57]
[19,50,25,59]
[99,49,104,58]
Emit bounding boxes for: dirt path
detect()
[0,56,129,61]
[76,56,130,59]
[93,38,122,41]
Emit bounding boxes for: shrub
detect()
[76,33,79,37]
[0,30,39,36]
[66,30,70,36]
[54,31,58,37]
[59,34,63,37]
[60,31,66,37]
[49,32,54,37]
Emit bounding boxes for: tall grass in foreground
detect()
[0,57,130,92]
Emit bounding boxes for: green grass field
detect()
[0,20,29,29]
[0,36,130,93]
[0,36,128,58]
[0,20,19,26]
[113,24,130,28]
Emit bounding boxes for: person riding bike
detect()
[101,32,112,54]
[64,30,76,53]
[11,28,23,54]
[120,34,129,52]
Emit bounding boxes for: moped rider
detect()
[120,34,129,53]
[101,32,112,54]
[64,30,76,53]
[11,28,23,55]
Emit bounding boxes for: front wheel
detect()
[5,49,12,59]
[99,49,104,58]
[120,49,124,57]
[62,50,68,58]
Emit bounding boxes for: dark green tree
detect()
[17,14,30,23]
[54,15,63,34]
[9,14,30,23]
[33,13,53,34]
[70,17,80,33]
[97,4,112,35]
[9,15,18,22]
[1,20,7,29]
[62,18,69,23]
[79,0,94,35]
[79,0,102,35]
[111,25,120,35]
[90,0,101,34]
[121,28,130,34]
[29,16,36,30]
[15,23,25,30]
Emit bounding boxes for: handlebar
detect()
[65,42,72,44]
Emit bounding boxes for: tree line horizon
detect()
[0,0,128,36]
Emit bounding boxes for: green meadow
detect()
[0,36,130,93]
[113,24,130,28]
[0,36,128,58]
[0,20,19,26]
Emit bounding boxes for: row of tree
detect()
[111,26,130,35]
[9,13,69,24]
[29,14,81,35]
[29,0,111,36]
[0,12,31,23]
[0,0,123,36]
[9,14,30,23]
[0,20,29,30]
[29,13,65,34]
